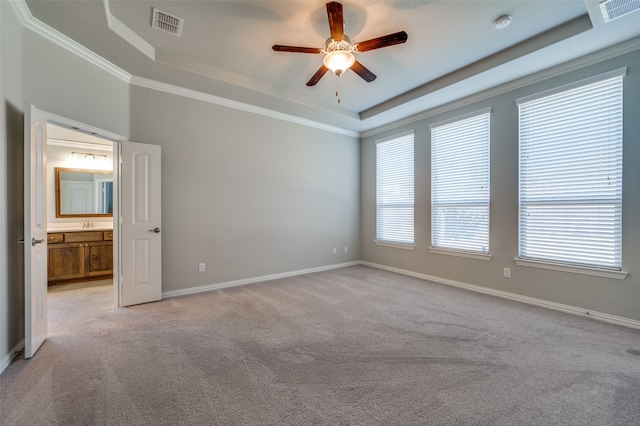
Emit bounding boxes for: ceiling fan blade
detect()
[350,61,377,82]
[353,31,408,52]
[326,1,344,41]
[272,45,322,54]
[307,65,330,86]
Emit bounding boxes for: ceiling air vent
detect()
[152,8,184,36]
[600,0,640,22]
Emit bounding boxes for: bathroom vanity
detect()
[47,230,113,284]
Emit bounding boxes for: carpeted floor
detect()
[1,265,640,425]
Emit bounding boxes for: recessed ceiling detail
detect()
[152,8,184,36]
[600,0,640,22]
[18,0,640,133]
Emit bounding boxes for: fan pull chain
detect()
[336,75,341,104]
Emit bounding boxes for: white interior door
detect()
[24,105,48,358]
[120,141,162,306]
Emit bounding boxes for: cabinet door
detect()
[48,243,85,281]
[85,241,113,277]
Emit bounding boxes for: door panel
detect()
[24,105,48,358]
[120,142,162,306]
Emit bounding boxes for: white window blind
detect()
[518,71,624,269]
[376,133,414,245]
[430,111,490,253]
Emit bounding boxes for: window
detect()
[376,132,414,246]
[517,69,624,270]
[430,109,490,254]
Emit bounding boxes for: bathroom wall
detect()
[46,138,114,228]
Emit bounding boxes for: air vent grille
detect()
[600,0,640,22]
[152,8,184,36]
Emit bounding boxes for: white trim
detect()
[47,139,113,151]
[361,37,640,138]
[361,261,640,330]
[130,76,359,138]
[515,67,627,105]
[0,339,24,375]
[375,241,416,250]
[515,258,628,280]
[428,107,492,130]
[162,261,360,299]
[375,129,415,145]
[103,0,155,60]
[429,247,492,261]
[10,0,358,137]
[8,0,131,83]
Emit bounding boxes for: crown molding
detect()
[130,76,359,138]
[9,0,357,138]
[8,0,132,83]
[361,36,640,138]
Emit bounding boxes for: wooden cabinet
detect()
[48,231,113,284]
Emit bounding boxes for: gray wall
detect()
[1,0,25,369]
[0,4,130,367]
[130,86,360,292]
[361,50,640,322]
[1,3,359,367]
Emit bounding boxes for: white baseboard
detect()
[362,261,640,331]
[0,339,24,375]
[162,261,361,299]
[161,260,640,331]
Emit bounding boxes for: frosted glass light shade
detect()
[323,50,355,75]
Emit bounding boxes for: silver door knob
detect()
[31,238,45,246]
[149,227,160,233]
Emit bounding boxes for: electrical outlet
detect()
[503,267,511,278]
[344,246,348,253]
[199,263,206,273]
[332,248,337,255]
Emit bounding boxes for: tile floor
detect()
[47,279,114,335]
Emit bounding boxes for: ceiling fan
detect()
[272,1,408,87]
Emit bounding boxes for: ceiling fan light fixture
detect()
[323,50,355,75]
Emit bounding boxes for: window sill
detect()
[429,247,492,261]
[515,258,628,280]
[375,240,416,250]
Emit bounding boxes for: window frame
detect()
[429,108,491,258]
[375,131,415,249]
[515,68,627,279]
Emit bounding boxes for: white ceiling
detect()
[22,0,640,133]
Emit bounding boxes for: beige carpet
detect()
[1,266,639,425]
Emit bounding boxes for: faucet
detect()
[82,219,94,229]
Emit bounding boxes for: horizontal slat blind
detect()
[376,133,414,244]
[518,74,623,269]
[431,112,490,253]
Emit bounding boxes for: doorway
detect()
[45,123,116,334]
[26,105,163,358]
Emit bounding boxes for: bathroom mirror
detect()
[55,167,113,217]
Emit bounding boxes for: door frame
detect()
[33,108,125,309]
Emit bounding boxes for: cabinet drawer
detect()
[47,233,64,243]
[64,231,103,242]
[103,231,113,241]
